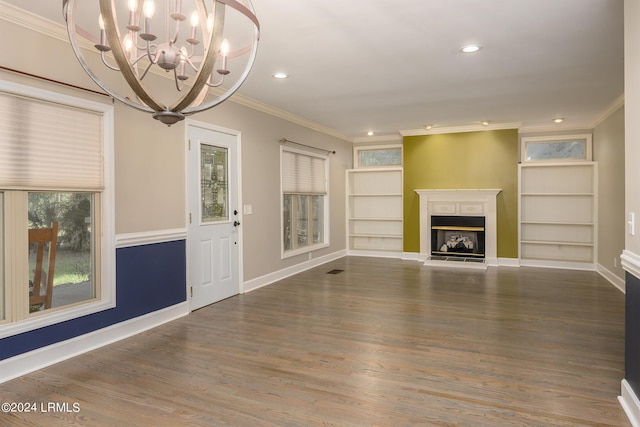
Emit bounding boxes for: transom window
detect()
[354,145,402,168]
[521,134,592,163]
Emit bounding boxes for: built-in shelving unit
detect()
[518,162,597,268]
[346,167,403,256]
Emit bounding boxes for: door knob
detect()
[234,220,241,227]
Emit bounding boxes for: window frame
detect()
[353,144,403,168]
[280,145,330,258]
[0,80,115,339]
[520,134,593,163]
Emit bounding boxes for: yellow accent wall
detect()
[403,129,519,258]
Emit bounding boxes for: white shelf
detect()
[519,162,597,265]
[346,168,403,254]
[521,240,594,247]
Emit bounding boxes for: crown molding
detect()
[590,93,624,128]
[352,134,403,144]
[0,2,354,144]
[400,122,521,136]
[227,92,353,143]
[0,1,68,43]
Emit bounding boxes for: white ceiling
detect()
[2,0,625,140]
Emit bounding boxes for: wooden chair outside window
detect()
[29,222,58,313]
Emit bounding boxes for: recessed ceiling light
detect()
[461,45,482,53]
[272,72,289,79]
[481,120,490,126]
[424,124,433,130]
[367,131,374,136]
[553,117,564,123]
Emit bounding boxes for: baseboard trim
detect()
[620,379,640,427]
[0,302,189,384]
[347,250,403,258]
[242,250,347,293]
[519,259,597,271]
[597,263,626,293]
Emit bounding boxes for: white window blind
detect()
[0,91,103,191]
[282,149,327,194]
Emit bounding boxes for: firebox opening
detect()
[431,215,485,260]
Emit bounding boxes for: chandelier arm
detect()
[184,18,259,114]
[205,74,225,88]
[139,61,155,81]
[173,69,182,92]
[100,0,165,112]
[64,0,154,113]
[169,1,226,113]
[101,51,120,71]
[171,18,181,45]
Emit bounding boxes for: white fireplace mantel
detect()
[415,189,502,267]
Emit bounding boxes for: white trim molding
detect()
[115,228,188,249]
[620,379,640,427]
[415,189,501,267]
[598,263,626,293]
[243,249,346,293]
[400,122,521,136]
[622,250,640,280]
[0,302,189,384]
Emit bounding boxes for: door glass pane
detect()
[201,144,229,223]
[296,195,309,247]
[28,192,95,314]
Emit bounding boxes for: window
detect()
[0,80,113,337]
[521,134,592,163]
[354,145,402,168]
[281,147,329,256]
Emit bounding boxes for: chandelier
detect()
[62,0,260,125]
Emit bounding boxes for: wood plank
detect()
[0,257,630,426]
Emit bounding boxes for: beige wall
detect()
[1,16,351,283]
[594,106,625,279]
[626,1,640,257]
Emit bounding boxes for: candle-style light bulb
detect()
[218,39,230,74]
[221,39,230,57]
[126,0,140,31]
[97,13,108,48]
[124,34,133,52]
[187,11,199,44]
[190,10,199,27]
[142,0,155,37]
[143,0,155,18]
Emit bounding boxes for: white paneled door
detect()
[188,125,240,311]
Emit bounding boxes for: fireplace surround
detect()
[415,189,501,268]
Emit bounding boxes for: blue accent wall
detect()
[0,240,186,360]
[627,272,640,394]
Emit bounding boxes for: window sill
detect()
[0,298,115,339]
[282,242,330,259]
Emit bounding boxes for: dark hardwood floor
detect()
[0,257,630,426]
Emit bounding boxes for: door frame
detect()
[185,119,244,310]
